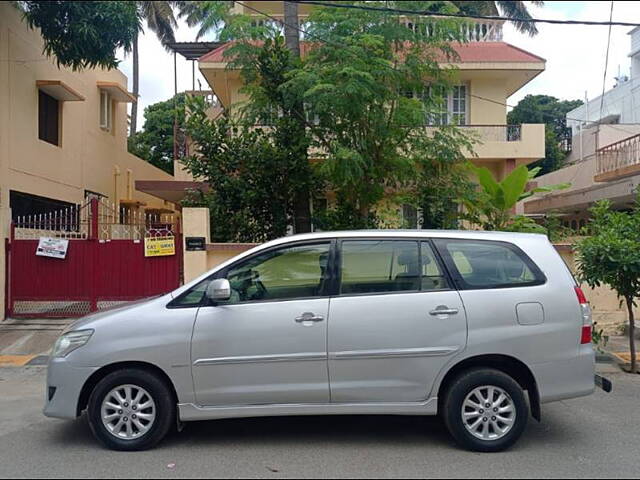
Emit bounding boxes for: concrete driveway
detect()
[0,365,637,479]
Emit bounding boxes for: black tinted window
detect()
[340,240,421,294]
[436,239,544,289]
[38,90,59,146]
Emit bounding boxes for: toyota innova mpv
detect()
[44,231,604,452]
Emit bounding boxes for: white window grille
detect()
[414,84,468,126]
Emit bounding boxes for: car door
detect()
[432,238,561,365]
[190,240,333,407]
[327,239,468,403]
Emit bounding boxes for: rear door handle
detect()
[429,306,459,316]
[295,312,325,323]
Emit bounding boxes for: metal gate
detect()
[5,198,182,318]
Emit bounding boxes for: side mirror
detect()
[206,279,231,302]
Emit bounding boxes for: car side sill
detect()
[178,398,439,421]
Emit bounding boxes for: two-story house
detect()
[191,1,546,226]
[0,3,180,318]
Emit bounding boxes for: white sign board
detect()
[36,237,69,260]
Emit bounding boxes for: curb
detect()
[0,355,49,367]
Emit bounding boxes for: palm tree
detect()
[130,2,178,136]
[177,1,230,40]
[453,1,544,36]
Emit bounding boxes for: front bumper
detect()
[43,357,99,420]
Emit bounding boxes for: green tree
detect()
[130,2,179,136]
[508,95,583,174]
[576,199,640,374]
[283,2,475,225]
[230,36,314,234]
[18,1,138,70]
[463,163,569,231]
[410,126,477,229]
[181,97,306,243]
[128,93,186,174]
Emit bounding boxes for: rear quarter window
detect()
[434,239,545,290]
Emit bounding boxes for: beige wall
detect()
[557,245,629,335]
[0,4,177,319]
[468,76,507,125]
[206,245,257,271]
[181,208,257,282]
[182,208,210,283]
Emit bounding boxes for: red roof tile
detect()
[199,41,544,65]
[452,42,545,63]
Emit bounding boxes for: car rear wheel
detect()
[87,368,175,451]
[442,368,528,452]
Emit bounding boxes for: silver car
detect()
[44,230,601,452]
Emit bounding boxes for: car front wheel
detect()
[87,368,175,451]
[442,368,529,452]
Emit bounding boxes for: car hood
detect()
[66,295,166,332]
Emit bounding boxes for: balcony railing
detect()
[426,124,522,142]
[402,19,504,42]
[251,17,504,43]
[596,132,640,179]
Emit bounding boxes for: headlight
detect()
[52,329,94,358]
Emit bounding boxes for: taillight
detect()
[581,325,592,345]
[574,286,587,305]
[575,286,592,344]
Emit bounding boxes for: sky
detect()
[117,1,640,132]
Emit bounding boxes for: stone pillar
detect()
[0,204,10,321]
[182,207,211,284]
[504,158,516,178]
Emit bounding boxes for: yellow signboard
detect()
[144,236,176,257]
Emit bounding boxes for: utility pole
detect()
[284,1,301,58]
[283,1,312,233]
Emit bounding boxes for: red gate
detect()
[5,198,182,318]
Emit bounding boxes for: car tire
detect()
[87,368,175,451]
[442,368,528,453]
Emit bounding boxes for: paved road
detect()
[0,365,638,479]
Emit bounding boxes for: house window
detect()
[451,85,467,125]
[414,84,468,126]
[38,90,59,146]
[100,91,112,131]
[402,204,419,229]
[259,104,281,126]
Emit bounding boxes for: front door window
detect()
[224,243,331,303]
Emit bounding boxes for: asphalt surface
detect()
[0,365,638,479]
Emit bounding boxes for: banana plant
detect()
[463,162,570,231]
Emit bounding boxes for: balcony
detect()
[426,124,544,161]
[595,133,640,182]
[455,124,521,141]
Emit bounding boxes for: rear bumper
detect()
[532,349,596,404]
[43,357,98,420]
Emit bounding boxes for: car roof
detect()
[265,229,548,245]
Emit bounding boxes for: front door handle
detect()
[429,306,459,316]
[295,312,325,323]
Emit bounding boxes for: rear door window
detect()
[340,240,420,294]
[434,239,545,290]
